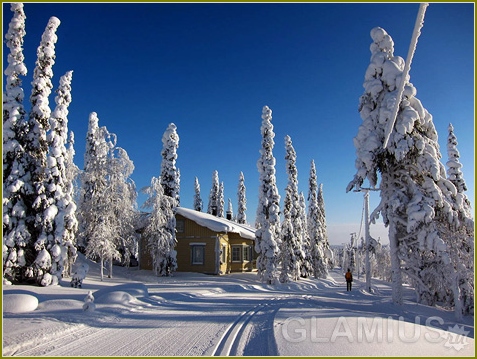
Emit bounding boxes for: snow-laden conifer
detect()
[3,3,30,284]
[218,182,225,218]
[160,123,180,204]
[444,124,474,316]
[3,2,27,180]
[77,113,109,250]
[346,27,471,314]
[193,177,203,212]
[307,160,327,278]
[142,177,177,276]
[23,16,61,285]
[280,135,304,282]
[38,71,75,284]
[236,172,247,224]
[79,113,128,281]
[446,124,471,214]
[255,106,281,284]
[154,123,180,275]
[317,183,332,268]
[298,192,313,277]
[207,170,220,216]
[63,131,79,276]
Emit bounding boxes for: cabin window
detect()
[176,220,185,233]
[243,245,251,262]
[232,246,242,262]
[191,245,205,265]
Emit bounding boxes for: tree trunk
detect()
[108,258,113,278]
[389,221,403,305]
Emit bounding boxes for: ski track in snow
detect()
[3,264,475,357]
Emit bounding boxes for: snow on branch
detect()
[383,3,428,149]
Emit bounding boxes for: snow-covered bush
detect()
[82,290,95,312]
[71,261,89,288]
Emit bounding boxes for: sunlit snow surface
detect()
[3,253,474,356]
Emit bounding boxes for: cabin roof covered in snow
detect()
[175,207,256,240]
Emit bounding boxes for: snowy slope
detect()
[2,253,474,356]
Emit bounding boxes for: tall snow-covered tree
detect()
[255,106,281,284]
[317,183,332,268]
[298,192,313,278]
[77,113,109,249]
[78,113,119,281]
[105,146,138,272]
[160,123,180,204]
[142,177,177,276]
[39,71,75,285]
[9,15,61,286]
[444,124,474,316]
[446,124,471,214]
[218,182,225,218]
[346,27,472,315]
[307,160,327,279]
[27,15,61,246]
[207,170,220,216]
[193,177,203,212]
[63,131,79,277]
[155,123,180,275]
[3,2,27,182]
[236,172,247,224]
[3,3,30,284]
[280,135,304,282]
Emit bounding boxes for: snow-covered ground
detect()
[3,254,474,356]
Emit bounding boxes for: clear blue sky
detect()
[3,2,474,245]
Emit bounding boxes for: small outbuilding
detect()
[139,207,256,275]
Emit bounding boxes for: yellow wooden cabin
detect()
[139,207,256,275]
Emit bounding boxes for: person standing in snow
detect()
[345,268,353,291]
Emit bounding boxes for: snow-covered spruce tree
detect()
[63,131,79,277]
[207,170,220,216]
[157,123,180,275]
[142,177,177,276]
[346,27,469,313]
[307,160,328,279]
[317,183,332,268]
[236,172,247,224]
[446,124,473,218]
[298,192,313,278]
[444,124,474,315]
[40,71,76,285]
[3,2,27,181]
[193,177,203,212]
[3,3,30,284]
[160,123,180,204]
[77,113,109,250]
[218,182,225,218]
[23,16,62,285]
[280,135,304,282]
[255,106,281,284]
